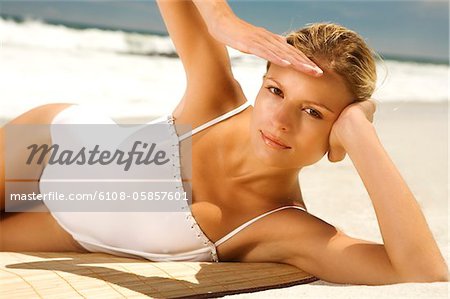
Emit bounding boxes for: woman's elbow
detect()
[399,268,449,283]
[429,270,449,282]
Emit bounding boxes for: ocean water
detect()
[0,16,448,121]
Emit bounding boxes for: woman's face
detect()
[249,62,354,168]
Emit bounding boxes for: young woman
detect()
[0,0,448,285]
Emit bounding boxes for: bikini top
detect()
[40,101,307,262]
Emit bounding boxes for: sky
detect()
[1,0,448,61]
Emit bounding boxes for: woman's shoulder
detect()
[217,206,320,262]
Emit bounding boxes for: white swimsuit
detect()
[39,101,307,262]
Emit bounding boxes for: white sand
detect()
[225,102,449,298]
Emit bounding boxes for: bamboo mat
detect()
[0,252,318,298]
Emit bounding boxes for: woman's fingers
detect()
[327,126,347,163]
[256,29,322,76]
[367,99,377,116]
[264,35,322,76]
[211,15,323,76]
[358,99,377,123]
[270,33,322,75]
[234,24,322,75]
[328,146,347,163]
[327,98,378,163]
[247,41,292,67]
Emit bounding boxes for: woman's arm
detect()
[192,0,322,76]
[156,0,250,122]
[333,112,448,281]
[156,0,323,119]
[156,0,236,94]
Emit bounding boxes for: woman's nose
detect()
[271,101,293,132]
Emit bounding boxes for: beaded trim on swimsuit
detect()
[167,114,219,262]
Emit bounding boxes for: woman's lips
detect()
[260,130,291,149]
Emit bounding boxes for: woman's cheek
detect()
[296,140,329,166]
[301,127,330,158]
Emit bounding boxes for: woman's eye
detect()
[267,86,283,97]
[304,108,322,119]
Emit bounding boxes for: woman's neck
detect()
[224,109,302,203]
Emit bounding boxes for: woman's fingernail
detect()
[303,64,322,75]
[281,59,291,65]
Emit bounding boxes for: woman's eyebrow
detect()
[303,100,335,114]
[264,76,335,114]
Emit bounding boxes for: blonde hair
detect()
[266,22,379,102]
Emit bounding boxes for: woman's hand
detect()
[201,6,323,76]
[327,99,377,162]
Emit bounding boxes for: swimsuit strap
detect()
[214,205,307,247]
[178,101,251,141]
